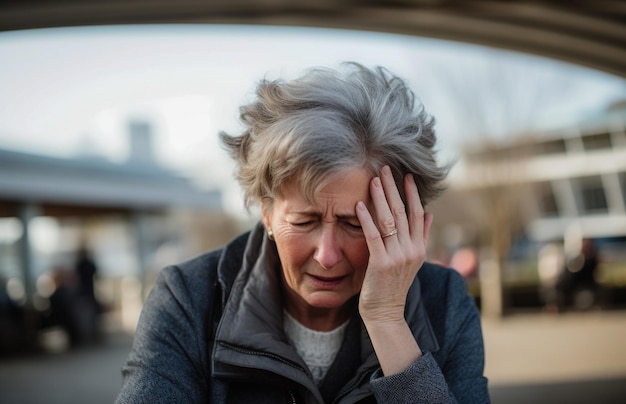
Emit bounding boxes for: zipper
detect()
[219,341,326,404]
[332,365,376,404]
[218,341,307,371]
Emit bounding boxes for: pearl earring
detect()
[267,230,274,241]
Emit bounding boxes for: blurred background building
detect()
[0,120,240,353]
[430,100,626,316]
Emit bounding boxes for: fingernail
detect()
[373,177,381,187]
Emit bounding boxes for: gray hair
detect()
[220,62,452,212]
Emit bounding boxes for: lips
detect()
[307,274,348,288]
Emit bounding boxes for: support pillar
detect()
[131,211,151,301]
[17,202,41,349]
[17,202,40,307]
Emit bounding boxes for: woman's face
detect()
[262,167,373,321]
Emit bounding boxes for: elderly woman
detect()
[117,63,489,403]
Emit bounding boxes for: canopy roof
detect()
[1,0,625,78]
[0,148,221,217]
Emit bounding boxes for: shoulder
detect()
[418,261,469,302]
[150,231,251,311]
[160,231,251,289]
[156,248,222,297]
[417,262,478,340]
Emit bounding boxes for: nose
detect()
[313,225,343,269]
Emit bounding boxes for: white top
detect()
[283,311,349,385]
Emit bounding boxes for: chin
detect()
[305,293,350,310]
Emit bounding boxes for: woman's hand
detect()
[355,165,433,375]
[356,165,433,323]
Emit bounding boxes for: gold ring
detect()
[381,228,398,238]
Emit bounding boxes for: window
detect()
[575,175,608,213]
[536,138,566,155]
[582,132,612,151]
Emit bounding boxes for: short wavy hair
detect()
[220,62,452,212]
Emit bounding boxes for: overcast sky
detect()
[1,24,624,214]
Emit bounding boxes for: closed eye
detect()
[292,221,315,228]
[343,221,362,232]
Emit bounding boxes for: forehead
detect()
[279,167,373,212]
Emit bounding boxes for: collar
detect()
[213,223,318,396]
[212,222,439,387]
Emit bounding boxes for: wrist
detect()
[358,299,405,325]
[361,314,407,330]
[363,319,422,376]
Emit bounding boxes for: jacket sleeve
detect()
[369,269,490,403]
[116,263,215,404]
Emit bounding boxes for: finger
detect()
[356,201,387,256]
[404,173,426,243]
[423,212,434,247]
[379,166,409,239]
[370,175,396,237]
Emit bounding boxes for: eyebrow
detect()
[288,210,358,221]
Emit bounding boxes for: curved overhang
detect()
[0,149,222,217]
[1,1,625,78]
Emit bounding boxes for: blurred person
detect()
[47,266,82,347]
[75,247,97,305]
[449,247,479,279]
[577,239,600,291]
[537,242,565,313]
[73,247,101,344]
[0,275,28,354]
[555,238,601,311]
[117,63,489,403]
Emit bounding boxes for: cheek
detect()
[346,238,370,274]
[347,239,369,293]
[276,234,310,276]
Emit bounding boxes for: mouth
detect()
[307,274,348,288]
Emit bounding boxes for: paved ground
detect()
[0,333,130,404]
[483,310,626,385]
[483,310,626,403]
[1,310,625,403]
